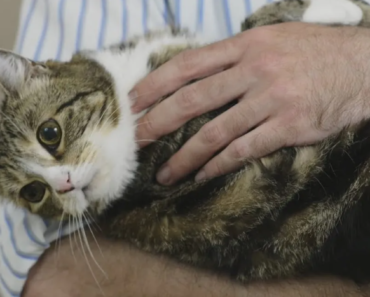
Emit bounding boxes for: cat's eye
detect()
[20,181,46,203]
[37,119,62,149]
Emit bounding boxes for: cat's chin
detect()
[88,200,111,216]
[82,167,135,215]
[82,190,112,215]
[61,189,114,217]
[62,188,89,216]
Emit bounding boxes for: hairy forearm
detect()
[21,230,367,297]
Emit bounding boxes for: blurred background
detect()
[0,0,22,50]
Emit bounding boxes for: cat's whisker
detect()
[74,162,91,182]
[96,98,116,126]
[73,216,79,253]
[82,212,103,257]
[68,214,77,262]
[80,99,117,155]
[74,118,116,176]
[76,215,106,296]
[135,139,157,143]
[87,99,115,140]
[133,120,155,128]
[93,94,150,137]
[314,176,328,196]
[85,210,101,231]
[92,98,121,132]
[82,213,106,268]
[74,153,99,190]
[55,211,66,260]
[98,104,122,131]
[87,101,123,144]
[72,146,98,186]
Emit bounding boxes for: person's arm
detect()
[21,230,368,297]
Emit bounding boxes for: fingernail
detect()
[195,170,207,182]
[157,165,172,185]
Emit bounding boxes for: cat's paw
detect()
[303,0,363,25]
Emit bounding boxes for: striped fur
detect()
[1,0,370,287]
[0,1,302,296]
[102,0,370,283]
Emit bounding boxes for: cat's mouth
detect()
[56,185,89,194]
[56,187,75,194]
[82,185,90,197]
[56,170,97,200]
[55,185,91,209]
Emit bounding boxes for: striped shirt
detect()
[1,1,274,296]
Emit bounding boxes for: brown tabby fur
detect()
[100,0,370,283]
[1,0,370,285]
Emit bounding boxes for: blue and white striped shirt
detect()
[1,1,275,296]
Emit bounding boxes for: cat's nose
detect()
[56,173,75,194]
[56,182,75,194]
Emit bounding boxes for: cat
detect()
[0,0,370,284]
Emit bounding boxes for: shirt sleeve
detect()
[0,203,81,297]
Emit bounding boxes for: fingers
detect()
[195,120,298,181]
[155,98,271,185]
[136,66,250,147]
[130,35,245,113]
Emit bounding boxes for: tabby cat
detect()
[0,0,370,283]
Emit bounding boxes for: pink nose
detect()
[56,182,75,194]
[55,172,75,194]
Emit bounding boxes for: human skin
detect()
[130,23,370,185]
[22,231,369,297]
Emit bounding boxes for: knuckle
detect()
[251,51,282,76]
[229,106,252,135]
[209,160,224,177]
[269,82,307,115]
[207,36,242,61]
[145,72,158,90]
[283,101,307,124]
[169,154,190,173]
[230,141,247,160]
[238,60,251,77]
[250,132,272,156]
[177,85,199,115]
[206,78,225,97]
[240,27,269,46]
[260,52,281,69]
[218,36,241,56]
[268,81,289,101]
[282,125,299,146]
[200,123,225,146]
[272,125,292,148]
[176,49,200,79]
[142,113,157,136]
[276,82,301,102]
[288,103,304,119]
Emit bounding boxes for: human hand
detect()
[131,23,370,185]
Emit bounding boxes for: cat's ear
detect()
[0,50,48,99]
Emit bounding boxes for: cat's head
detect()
[0,50,137,219]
